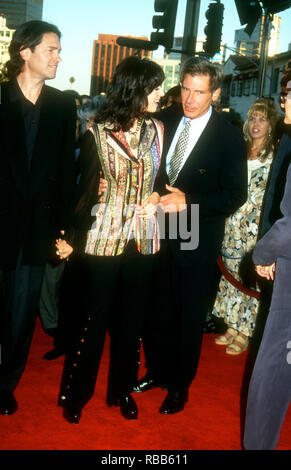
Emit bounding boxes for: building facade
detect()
[0,0,43,30]
[221,49,291,120]
[90,34,152,96]
[0,14,14,78]
[153,57,180,92]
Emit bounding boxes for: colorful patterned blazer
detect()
[68,117,164,257]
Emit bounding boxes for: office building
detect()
[0,0,43,30]
[90,33,152,95]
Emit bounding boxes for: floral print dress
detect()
[212,153,273,337]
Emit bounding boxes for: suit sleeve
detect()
[185,127,248,217]
[253,159,291,265]
[58,94,77,230]
[65,130,101,248]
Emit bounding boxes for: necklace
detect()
[128,119,142,149]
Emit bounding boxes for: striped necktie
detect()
[168,119,191,186]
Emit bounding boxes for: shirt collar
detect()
[8,77,44,106]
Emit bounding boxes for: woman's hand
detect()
[98,172,108,196]
[55,238,74,259]
[255,262,276,280]
[138,192,160,219]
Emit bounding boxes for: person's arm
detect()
[58,94,77,231]
[61,129,101,252]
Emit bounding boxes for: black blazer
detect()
[0,80,76,269]
[155,104,248,267]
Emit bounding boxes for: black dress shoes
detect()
[42,348,65,360]
[159,391,188,415]
[131,374,167,393]
[63,404,82,424]
[107,393,138,420]
[0,390,18,415]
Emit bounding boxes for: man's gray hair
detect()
[180,57,223,92]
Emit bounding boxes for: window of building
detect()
[252,77,258,95]
[272,67,279,94]
[244,79,251,96]
[231,81,236,97]
[238,80,243,97]
[105,45,112,81]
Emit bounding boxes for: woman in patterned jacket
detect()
[212,98,278,355]
[55,56,164,423]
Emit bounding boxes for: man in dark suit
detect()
[0,21,76,415]
[135,58,247,414]
[243,65,291,451]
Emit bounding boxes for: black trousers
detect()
[0,252,45,392]
[156,247,216,393]
[59,243,158,409]
[39,261,65,330]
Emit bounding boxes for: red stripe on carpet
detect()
[0,319,290,450]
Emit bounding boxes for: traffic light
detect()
[261,0,291,14]
[150,0,178,52]
[203,2,224,58]
[235,1,291,37]
[234,0,262,36]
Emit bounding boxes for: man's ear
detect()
[212,87,221,102]
[19,47,31,62]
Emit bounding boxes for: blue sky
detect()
[42,0,291,95]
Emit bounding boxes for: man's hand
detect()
[160,184,186,213]
[138,192,160,219]
[255,262,276,281]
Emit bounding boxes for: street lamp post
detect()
[181,0,201,62]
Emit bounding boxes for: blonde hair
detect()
[243,98,279,162]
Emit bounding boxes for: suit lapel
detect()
[175,110,217,185]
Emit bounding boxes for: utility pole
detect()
[258,12,272,97]
[181,0,201,62]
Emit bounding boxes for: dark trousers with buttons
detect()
[0,250,45,392]
[59,244,157,409]
[108,243,158,396]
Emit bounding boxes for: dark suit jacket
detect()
[0,79,76,269]
[253,137,291,311]
[155,104,248,269]
[260,123,291,236]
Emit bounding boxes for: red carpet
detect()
[0,318,291,451]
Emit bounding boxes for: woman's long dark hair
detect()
[4,20,61,80]
[98,56,164,131]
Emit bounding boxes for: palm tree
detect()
[69,76,75,88]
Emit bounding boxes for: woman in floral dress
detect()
[212,98,278,355]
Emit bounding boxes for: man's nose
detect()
[186,91,195,103]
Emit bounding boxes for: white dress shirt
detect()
[166,106,213,176]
